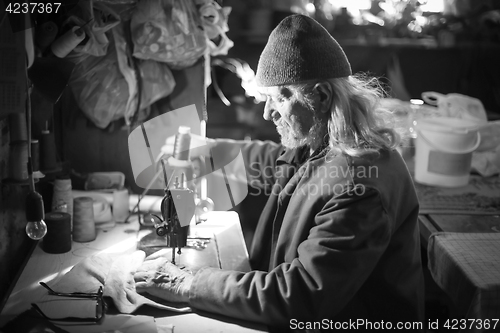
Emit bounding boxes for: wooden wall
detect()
[0,20,37,309]
[0,118,37,310]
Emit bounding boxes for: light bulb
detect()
[26,220,47,240]
[25,190,47,240]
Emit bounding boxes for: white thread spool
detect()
[73,197,96,242]
[51,178,73,228]
[113,189,129,223]
[50,26,85,58]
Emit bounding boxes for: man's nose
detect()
[263,100,274,121]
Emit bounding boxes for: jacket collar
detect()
[276,145,309,167]
[276,138,330,167]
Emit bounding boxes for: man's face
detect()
[260,86,323,149]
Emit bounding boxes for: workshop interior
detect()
[1,0,500,332]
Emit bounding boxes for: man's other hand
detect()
[134,249,194,304]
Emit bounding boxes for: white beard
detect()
[277,115,326,150]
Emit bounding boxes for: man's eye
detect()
[266,94,285,104]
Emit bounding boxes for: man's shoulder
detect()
[306,148,411,185]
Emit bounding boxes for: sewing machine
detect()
[137,126,204,264]
[151,173,195,265]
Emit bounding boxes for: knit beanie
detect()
[256,14,352,87]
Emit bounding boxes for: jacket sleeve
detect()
[208,139,284,190]
[188,187,393,326]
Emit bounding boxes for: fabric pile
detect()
[62,0,233,129]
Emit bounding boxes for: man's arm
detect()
[160,135,283,189]
[188,187,393,326]
[207,139,284,189]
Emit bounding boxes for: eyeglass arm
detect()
[39,282,102,298]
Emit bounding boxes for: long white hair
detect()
[290,74,400,157]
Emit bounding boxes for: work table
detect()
[0,210,267,333]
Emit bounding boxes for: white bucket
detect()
[414,117,481,187]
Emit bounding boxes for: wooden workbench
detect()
[0,210,267,333]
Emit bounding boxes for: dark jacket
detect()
[189,140,425,331]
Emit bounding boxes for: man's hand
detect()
[133,249,194,304]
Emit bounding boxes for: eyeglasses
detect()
[31,282,106,323]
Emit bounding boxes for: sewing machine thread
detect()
[173,126,191,161]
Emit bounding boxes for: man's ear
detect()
[313,82,333,113]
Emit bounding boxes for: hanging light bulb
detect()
[25,190,47,240]
[23,37,47,240]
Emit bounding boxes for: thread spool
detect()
[113,188,129,222]
[8,141,29,181]
[31,140,40,171]
[173,126,191,161]
[73,197,96,242]
[40,130,57,171]
[31,140,45,179]
[50,26,85,58]
[8,113,28,142]
[36,21,58,49]
[42,212,72,254]
[51,177,73,227]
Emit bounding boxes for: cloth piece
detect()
[472,148,500,177]
[256,14,351,87]
[188,140,424,329]
[421,92,488,125]
[414,175,500,215]
[427,232,500,326]
[196,0,234,56]
[48,251,191,314]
